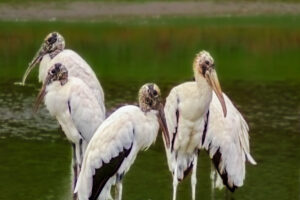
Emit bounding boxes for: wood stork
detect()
[22,32,105,113]
[74,83,170,200]
[163,50,256,200]
[34,63,105,199]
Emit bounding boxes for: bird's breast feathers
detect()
[45,81,71,116]
[173,82,212,121]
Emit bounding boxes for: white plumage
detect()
[164,80,211,200]
[45,76,104,144]
[22,32,105,113]
[75,83,170,200]
[75,106,158,200]
[23,32,106,200]
[35,63,105,200]
[203,92,256,189]
[163,50,256,200]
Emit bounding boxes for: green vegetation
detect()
[0,15,299,83]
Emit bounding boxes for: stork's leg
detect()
[210,162,224,200]
[191,155,198,200]
[72,143,78,200]
[210,163,215,200]
[115,174,124,200]
[172,164,178,200]
[79,139,83,170]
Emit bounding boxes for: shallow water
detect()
[0,78,299,200]
[0,17,299,200]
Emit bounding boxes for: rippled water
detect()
[0,78,299,200]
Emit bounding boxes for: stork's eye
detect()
[145,97,153,106]
[47,36,57,44]
[145,97,150,103]
[153,90,158,96]
[205,61,210,65]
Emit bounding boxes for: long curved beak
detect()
[22,45,46,85]
[205,69,227,117]
[157,103,170,148]
[34,75,50,112]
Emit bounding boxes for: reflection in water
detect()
[0,79,299,200]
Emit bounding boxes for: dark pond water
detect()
[0,78,299,200]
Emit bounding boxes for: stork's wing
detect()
[202,92,256,192]
[50,50,105,112]
[164,87,180,171]
[75,113,135,200]
[69,79,105,142]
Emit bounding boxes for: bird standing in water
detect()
[75,83,170,200]
[163,50,256,200]
[35,63,105,200]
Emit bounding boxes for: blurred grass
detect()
[0,15,299,83]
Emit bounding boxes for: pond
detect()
[0,16,299,200]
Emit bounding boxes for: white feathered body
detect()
[45,79,79,143]
[164,79,256,189]
[162,50,256,198]
[164,80,212,180]
[39,49,105,114]
[75,105,160,200]
[44,77,105,164]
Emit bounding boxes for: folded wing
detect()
[69,79,105,143]
[202,92,256,192]
[75,114,135,200]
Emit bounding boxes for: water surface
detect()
[0,79,299,200]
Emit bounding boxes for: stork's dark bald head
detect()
[43,32,65,54]
[21,32,66,85]
[138,83,161,112]
[46,63,68,86]
[193,50,215,77]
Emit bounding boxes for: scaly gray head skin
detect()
[139,83,162,112]
[46,63,68,86]
[193,50,227,117]
[34,63,68,112]
[138,83,170,148]
[22,32,65,85]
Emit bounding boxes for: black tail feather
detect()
[211,148,237,192]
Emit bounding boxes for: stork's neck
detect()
[39,54,51,83]
[194,73,210,90]
[49,48,63,59]
[195,73,213,108]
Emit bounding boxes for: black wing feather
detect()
[201,110,210,145]
[89,143,133,200]
[171,102,180,152]
[211,148,237,192]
